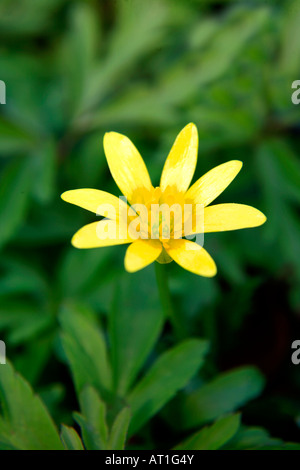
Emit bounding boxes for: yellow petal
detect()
[103,132,152,202]
[166,239,217,277]
[61,188,129,220]
[72,220,133,249]
[186,160,243,207]
[204,203,267,232]
[160,123,198,193]
[125,239,162,273]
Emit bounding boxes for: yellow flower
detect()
[61,123,266,277]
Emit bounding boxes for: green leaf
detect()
[128,339,209,435]
[107,407,131,450]
[0,157,32,249]
[188,17,219,50]
[12,336,53,385]
[257,139,300,205]
[109,268,164,395]
[279,0,300,75]
[31,139,56,204]
[180,367,265,429]
[0,117,35,154]
[224,426,283,450]
[0,0,63,35]
[80,0,168,114]
[74,386,108,451]
[158,6,270,105]
[0,361,63,450]
[174,414,240,450]
[60,425,84,450]
[256,141,300,278]
[258,443,300,450]
[60,2,99,118]
[59,302,112,398]
[58,246,114,298]
[0,256,48,297]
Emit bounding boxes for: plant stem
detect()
[154,262,185,340]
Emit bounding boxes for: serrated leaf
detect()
[107,407,131,450]
[128,339,209,435]
[74,386,108,451]
[61,425,84,450]
[109,267,164,396]
[224,426,282,450]
[174,414,240,450]
[0,361,63,450]
[180,367,265,429]
[59,302,112,398]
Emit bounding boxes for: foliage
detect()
[0,0,300,449]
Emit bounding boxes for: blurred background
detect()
[0,0,300,449]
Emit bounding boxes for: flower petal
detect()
[204,203,267,232]
[72,220,133,249]
[166,239,217,277]
[160,123,198,193]
[185,160,243,207]
[125,239,162,273]
[61,188,129,220]
[103,132,152,202]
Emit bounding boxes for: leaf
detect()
[0,117,35,154]
[66,132,108,189]
[13,336,53,385]
[74,386,108,451]
[39,384,65,417]
[58,246,114,298]
[188,17,219,50]
[107,407,131,450]
[224,426,283,450]
[0,256,48,297]
[256,141,300,278]
[59,302,112,398]
[258,443,300,450]
[257,139,300,205]
[128,339,209,435]
[158,6,270,105]
[80,0,169,114]
[180,367,265,429]
[8,313,53,346]
[60,425,84,450]
[0,361,63,450]
[31,139,57,204]
[0,0,63,35]
[60,2,99,118]
[109,267,164,395]
[279,0,300,75]
[174,414,240,450]
[0,157,32,249]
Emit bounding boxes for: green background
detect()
[0,0,300,450]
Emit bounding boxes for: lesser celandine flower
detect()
[61,124,266,277]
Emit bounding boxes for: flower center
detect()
[129,186,194,242]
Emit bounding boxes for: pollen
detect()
[130,186,194,241]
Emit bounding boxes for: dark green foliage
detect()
[0,0,300,450]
